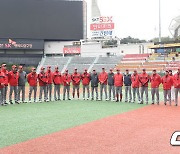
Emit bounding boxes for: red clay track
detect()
[1,104,180,154]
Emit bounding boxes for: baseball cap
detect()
[102,67,105,69]
[55,66,59,69]
[93,69,96,71]
[84,68,87,71]
[169,70,172,72]
[2,64,6,67]
[12,65,17,68]
[41,67,45,70]
[65,69,68,72]
[134,70,137,72]
[142,68,146,71]
[32,67,36,70]
[19,65,23,69]
[47,66,51,68]
[116,68,120,71]
[110,68,113,71]
[74,68,77,70]
[153,69,156,72]
[126,69,129,71]
[165,70,169,72]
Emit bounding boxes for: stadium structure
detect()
[0,0,179,74]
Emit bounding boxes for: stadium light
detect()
[159,0,162,42]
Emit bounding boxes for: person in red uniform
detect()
[98,68,108,101]
[27,68,38,103]
[71,68,81,99]
[46,66,53,101]
[173,67,180,106]
[169,70,175,101]
[131,70,140,103]
[0,66,5,105]
[162,70,173,105]
[38,67,48,102]
[114,69,123,102]
[8,65,19,104]
[62,69,71,100]
[1,64,9,105]
[53,66,62,101]
[81,69,91,100]
[150,69,161,105]
[139,68,150,104]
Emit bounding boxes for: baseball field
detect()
[0,90,180,154]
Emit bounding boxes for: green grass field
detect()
[0,100,148,148]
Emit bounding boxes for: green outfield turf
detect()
[0,100,148,148]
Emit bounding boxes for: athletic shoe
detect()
[28,100,32,103]
[83,98,85,100]
[87,98,89,100]
[9,101,13,105]
[129,101,131,103]
[68,98,71,100]
[105,99,109,101]
[164,102,166,106]
[15,101,20,104]
[116,100,119,102]
[151,102,154,105]
[39,100,42,103]
[91,98,94,101]
[125,100,127,103]
[175,104,178,106]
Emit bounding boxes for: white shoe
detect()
[105,99,109,101]
[87,98,89,100]
[83,98,85,100]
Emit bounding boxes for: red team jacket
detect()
[8,71,19,86]
[81,72,90,85]
[0,71,5,88]
[173,73,180,88]
[27,72,38,86]
[161,75,173,90]
[53,71,62,85]
[114,73,123,87]
[98,72,108,85]
[150,74,162,88]
[139,73,149,87]
[62,74,71,86]
[131,74,140,88]
[2,69,9,86]
[38,72,48,86]
[46,70,53,84]
[71,73,81,86]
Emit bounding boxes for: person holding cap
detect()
[38,67,48,102]
[114,69,123,102]
[150,69,161,105]
[108,68,115,101]
[46,66,53,102]
[1,64,9,105]
[98,67,108,101]
[27,67,38,103]
[8,65,19,104]
[71,68,81,99]
[162,70,173,105]
[173,68,180,106]
[90,69,99,101]
[0,66,5,105]
[81,69,91,100]
[131,70,141,103]
[53,66,62,101]
[18,66,27,103]
[62,69,71,100]
[139,68,150,104]
[124,69,132,103]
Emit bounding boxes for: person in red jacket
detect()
[46,66,53,101]
[38,67,48,102]
[173,68,180,106]
[150,69,161,105]
[0,66,5,105]
[53,66,62,101]
[114,69,123,102]
[8,65,19,104]
[169,70,175,101]
[1,64,9,105]
[71,68,81,99]
[62,69,71,100]
[162,70,173,105]
[27,67,38,103]
[131,70,140,103]
[81,69,90,100]
[98,68,108,101]
[139,69,150,104]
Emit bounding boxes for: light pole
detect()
[159,0,162,42]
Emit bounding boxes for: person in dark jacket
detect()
[90,69,99,101]
[124,69,132,102]
[108,68,115,101]
[18,66,27,103]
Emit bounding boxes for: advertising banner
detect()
[63,46,81,54]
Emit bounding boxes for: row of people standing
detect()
[0,64,180,106]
